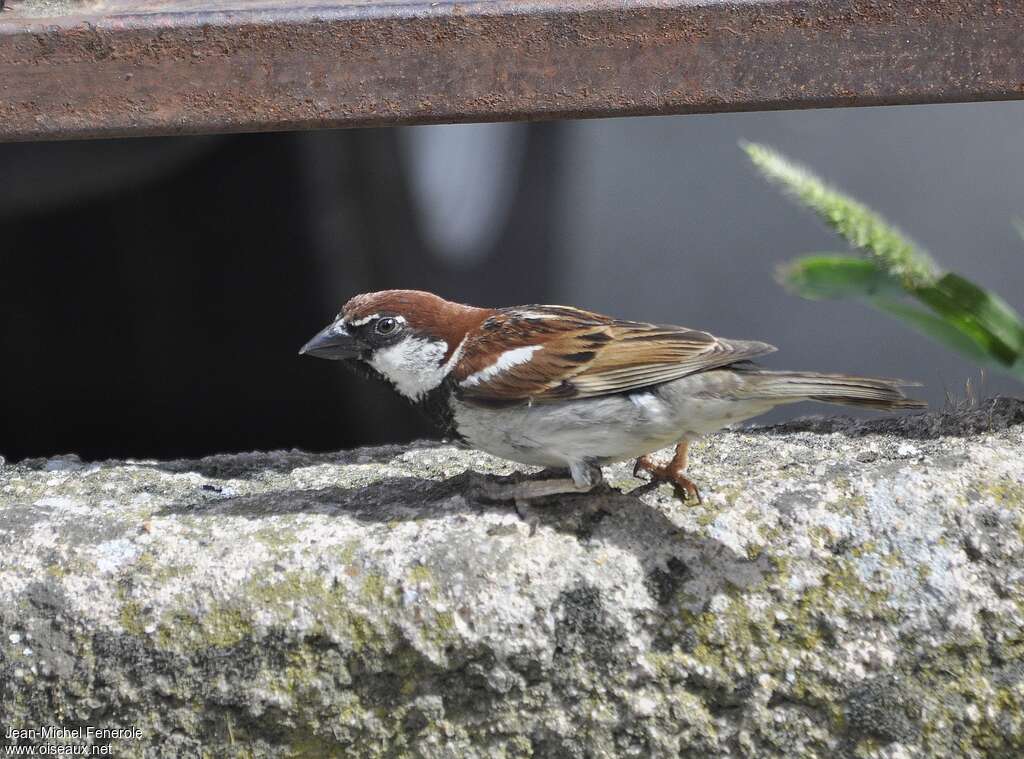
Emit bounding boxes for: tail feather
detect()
[743,370,926,411]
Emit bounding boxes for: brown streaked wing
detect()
[454,306,776,404]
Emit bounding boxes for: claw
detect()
[514,499,539,536]
[673,475,703,505]
[632,442,702,503]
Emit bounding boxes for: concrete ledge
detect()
[1,400,1023,757]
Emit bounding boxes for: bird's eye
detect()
[375,317,400,336]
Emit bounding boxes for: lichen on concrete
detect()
[1,399,1023,757]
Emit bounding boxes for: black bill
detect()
[299,322,361,360]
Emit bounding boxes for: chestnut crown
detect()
[299,290,493,400]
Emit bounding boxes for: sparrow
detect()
[300,290,924,502]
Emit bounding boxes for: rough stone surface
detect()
[1,400,1023,758]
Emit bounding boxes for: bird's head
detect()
[299,290,493,401]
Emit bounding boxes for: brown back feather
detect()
[455,305,777,404]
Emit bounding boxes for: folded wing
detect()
[453,305,776,405]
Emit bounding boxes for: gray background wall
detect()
[401,101,1024,417]
[2,101,1022,459]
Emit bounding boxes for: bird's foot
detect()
[632,449,703,504]
[483,477,592,502]
[463,469,595,504]
[462,466,613,537]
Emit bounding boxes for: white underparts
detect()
[369,336,449,401]
[629,392,664,418]
[451,371,778,469]
[460,345,542,387]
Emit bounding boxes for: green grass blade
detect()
[743,142,939,288]
[777,255,905,300]
[912,274,1024,367]
[931,274,1024,353]
[869,297,1004,368]
[745,142,1024,383]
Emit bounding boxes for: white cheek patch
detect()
[368,337,449,401]
[461,345,542,387]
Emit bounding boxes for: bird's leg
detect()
[472,462,603,503]
[633,442,702,503]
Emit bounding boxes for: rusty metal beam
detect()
[1,0,1022,142]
